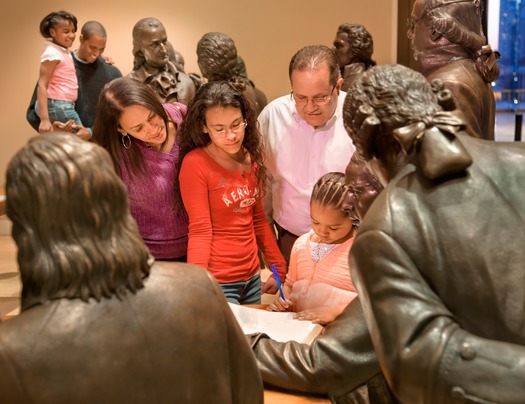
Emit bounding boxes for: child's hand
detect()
[295,306,343,325]
[267,297,291,312]
[38,119,54,134]
[101,53,115,65]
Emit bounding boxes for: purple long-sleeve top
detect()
[119,103,188,259]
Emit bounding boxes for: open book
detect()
[228,303,323,345]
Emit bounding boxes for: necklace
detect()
[310,241,339,262]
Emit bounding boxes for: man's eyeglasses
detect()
[290,85,336,106]
[205,120,247,137]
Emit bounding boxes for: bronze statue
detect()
[332,23,376,92]
[166,41,185,72]
[196,32,267,114]
[166,40,203,88]
[234,55,268,113]
[128,18,199,105]
[345,63,525,403]
[249,156,395,403]
[408,0,500,140]
[0,133,263,403]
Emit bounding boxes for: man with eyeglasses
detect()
[258,45,355,265]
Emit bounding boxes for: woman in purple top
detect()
[92,77,188,260]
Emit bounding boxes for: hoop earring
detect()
[121,134,131,149]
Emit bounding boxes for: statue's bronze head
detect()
[196,32,238,82]
[333,23,376,68]
[132,17,169,70]
[6,133,151,310]
[408,0,485,54]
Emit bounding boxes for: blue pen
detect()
[270,264,285,300]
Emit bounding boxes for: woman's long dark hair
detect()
[92,77,170,177]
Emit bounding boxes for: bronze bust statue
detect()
[344,63,525,403]
[196,32,267,114]
[0,133,263,403]
[128,18,199,105]
[234,55,268,113]
[332,23,376,92]
[166,41,185,72]
[408,0,500,140]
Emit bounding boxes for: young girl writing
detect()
[36,10,83,133]
[268,172,359,325]
[176,80,286,304]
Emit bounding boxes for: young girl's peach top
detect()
[286,229,357,312]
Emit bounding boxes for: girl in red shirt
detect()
[176,81,286,304]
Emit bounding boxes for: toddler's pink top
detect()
[40,41,78,102]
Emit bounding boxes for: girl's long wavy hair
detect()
[6,134,151,311]
[175,81,266,207]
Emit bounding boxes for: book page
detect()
[228,303,323,344]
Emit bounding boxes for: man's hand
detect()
[261,276,278,295]
[52,119,75,133]
[52,121,91,141]
[101,53,115,65]
[73,126,92,141]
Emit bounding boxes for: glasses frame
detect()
[290,84,337,107]
[205,119,247,137]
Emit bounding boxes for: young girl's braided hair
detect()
[311,172,349,214]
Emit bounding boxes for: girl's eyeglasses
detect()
[206,120,247,137]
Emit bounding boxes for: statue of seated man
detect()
[128,17,199,105]
[0,133,263,403]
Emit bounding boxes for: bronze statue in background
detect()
[196,32,267,114]
[332,23,376,92]
[0,133,263,403]
[128,18,199,105]
[234,55,268,114]
[345,63,525,403]
[408,0,500,140]
[166,41,185,72]
[166,40,203,88]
